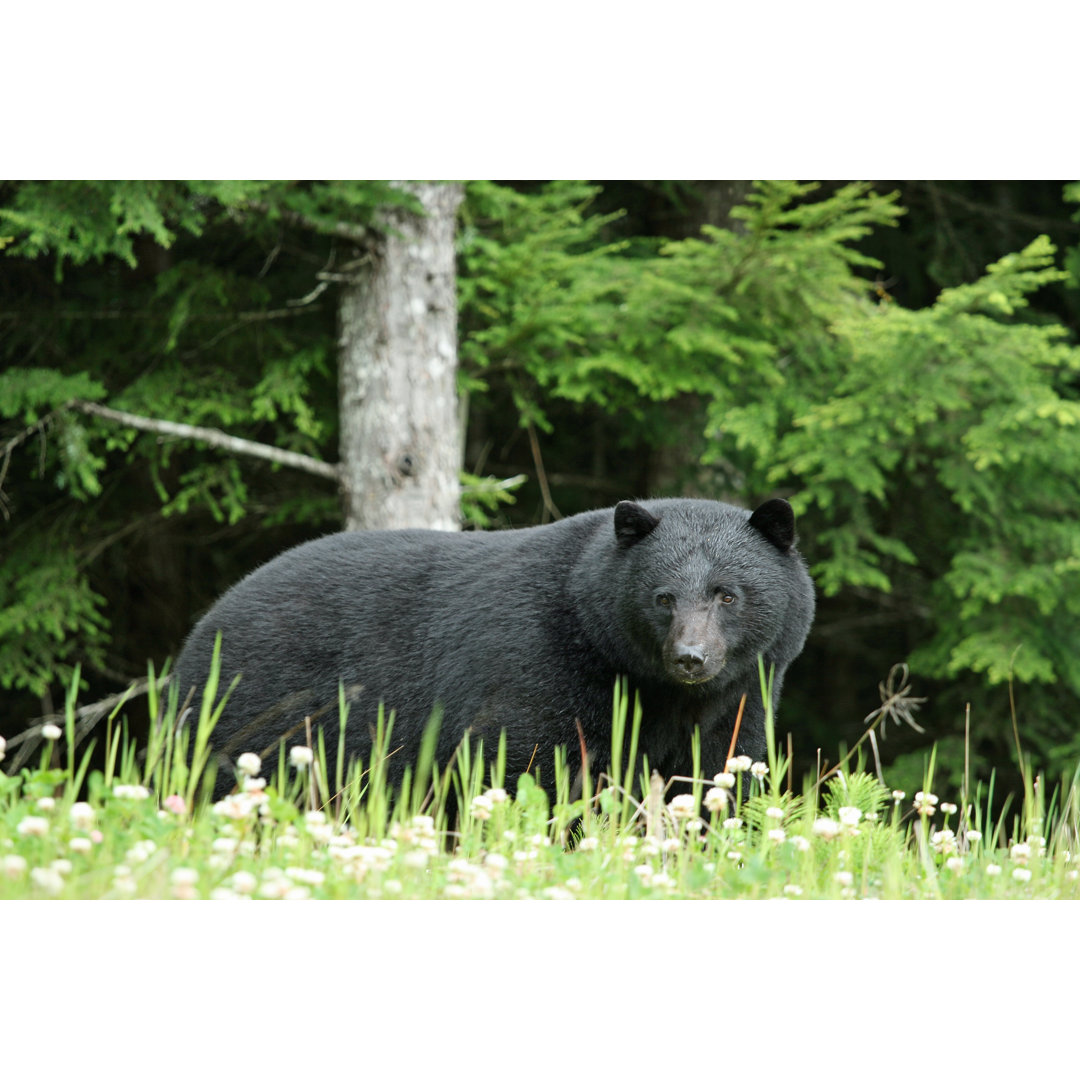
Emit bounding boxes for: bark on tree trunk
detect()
[337,182,465,531]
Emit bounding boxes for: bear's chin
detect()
[665,665,723,687]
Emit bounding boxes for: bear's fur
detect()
[174,498,815,798]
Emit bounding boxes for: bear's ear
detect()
[614,501,660,549]
[749,498,796,552]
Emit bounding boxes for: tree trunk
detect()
[337,182,465,531]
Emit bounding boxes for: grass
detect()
[3,658,1080,901]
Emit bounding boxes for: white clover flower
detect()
[668,794,697,819]
[985,863,1002,877]
[236,752,262,777]
[931,828,957,855]
[721,817,743,831]
[945,856,965,872]
[41,723,62,742]
[913,791,939,816]
[289,745,314,768]
[286,867,325,887]
[1010,843,1032,864]
[726,755,752,773]
[171,867,199,887]
[783,884,804,897]
[703,787,728,814]
[833,871,854,887]
[484,853,509,874]
[230,871,258,895]
[36,796,56,813]
[31,867,64,895]
[0,734,6,762]
[412,815,436,835]
[471,794,493,820]
[16,816,49,838]
[113,784,150,800]
[577,837,599,851]
[812,817,841,840]
[125,840,157,864]
[765,806,785,820]
[750,761,769,780]
[965,829,983,843]
[892,790,906,802]
[651,872,677,890]
[3,854,28,879]
[51,858,73,876]
[660,837,682,854]
[711,772,736,790]
[789,835,811,852]
[486,787,508,804]
[1012,867,1032,883]
[940,802,957,814]
[632,864,654,884]
[767,828,787,843]
[69,802,94,830]
[837,806,862,827]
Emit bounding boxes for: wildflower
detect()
[412,815,436,835]
[125,840,157,864]
[661,837,681,854]
[1012,867,1032,884]
[0,734,5,762]
[711,772,736,790]
[789,835,811,853]
[892,790,906,802]
[812,818,841,840]
[985,864,1002,877]
[834,871,854,887]
[726,755,752,773]
[69,802,94,830]
[913,791,938,816]
[750,761,768,780]
[69,837,93,855]
[633,864,654,885]
[113,784,150,800]
[837,806,862,827]
[721,817,743,831]
[31,868,64,895]
[3,855,28,879]
[236,752,262,777]
[767,828,787,843]
[931,829,957,855]
[940,802,957,815]
[945,857,965,872]
[668,794,697,819]
[162,794,187,815]
[703,787,728,814]
[36,797,56,812]
[289,745,314,769]
[783,884,803,897]
[471,794,494,820]
[16,816,49,838]
[243,776,267,792]
[765,806,785,820]
[230,871,258,896]
[1010,843,1032,865]
[965,829,983,843]
[41,723,62,741]
[486,787,508,803]
[285,867,325,887]
[484,853,508,875]
[577,837,599,852]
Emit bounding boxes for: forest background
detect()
[3,178,1080,808]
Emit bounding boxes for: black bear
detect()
[173,498,815,800]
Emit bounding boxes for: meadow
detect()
[2,657,1078,902]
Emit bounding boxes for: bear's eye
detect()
[656,593,675,608]
[715,588,735,604]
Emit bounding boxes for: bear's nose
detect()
[675,646,707,674]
